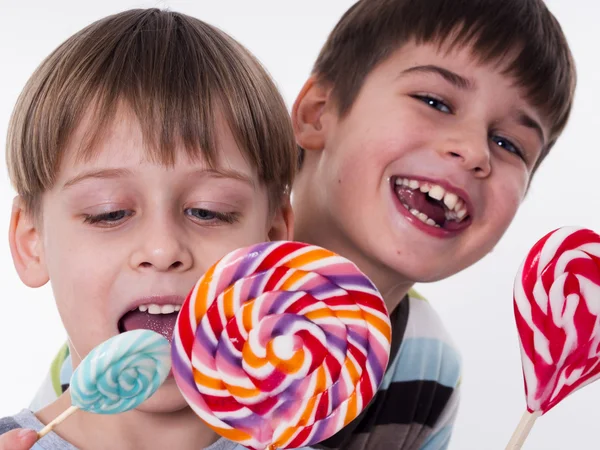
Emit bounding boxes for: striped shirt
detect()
[26,290,461,449]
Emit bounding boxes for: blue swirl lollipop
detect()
[37,330,171,439]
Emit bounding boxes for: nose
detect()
[129,215,193,273]
[440,128,491,178]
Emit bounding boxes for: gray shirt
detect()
[0,410,239,449]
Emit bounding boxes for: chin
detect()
[135,377,190,414]
[378,248,455,284]
[392,265,443,284]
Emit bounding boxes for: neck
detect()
[37,391,220,450]
[294,226,414,313]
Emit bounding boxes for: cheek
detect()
[48,247,116,324]
[334,109,430,179]
[204,231,266,259]
[45,231,118,282]
[42,224,120,318]
[487,172,527,230]
[197,207,273,261]
[46,242,115,356]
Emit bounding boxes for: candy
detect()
[37,330,171,439]
[172,241,392,450]
[507,226,600,449]
[514,226,600,414]
[70,329,172,413]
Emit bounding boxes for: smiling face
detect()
[292,41,549,290]
[11,106,292,412]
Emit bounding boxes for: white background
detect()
[1,1,599,449]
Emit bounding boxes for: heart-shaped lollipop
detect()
[507,226,600,448]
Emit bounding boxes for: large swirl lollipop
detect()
[37,329,171,439]
[506,226,600,449]
[171,241,392,450]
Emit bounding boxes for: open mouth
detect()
[118,302,182,342]
[392,176,472,231]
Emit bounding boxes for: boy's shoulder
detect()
[400,288,462,388]
[375,289,461,449]
[0,415,20,435]
[405,289,458,342]
[29,343,71,413]
[0,410,248,450]
[0,409,78,449]
[315,290,461,450]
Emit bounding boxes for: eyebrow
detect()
[399,65,474,90]
[515,111,546,147]
[62,167,255,189]
[62,168,133,189]
[195,168,256,187]
[400,65,547,147]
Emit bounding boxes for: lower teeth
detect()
[403,204,441,228]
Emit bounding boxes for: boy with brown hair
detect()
[290,0,575,448]
[24,0,575,449]
[0,8,295,450]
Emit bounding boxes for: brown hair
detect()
[6,8,296,214]
[304,0,575,171]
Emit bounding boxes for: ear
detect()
[292,76,331,152]
[268,197,294,242]
[9,196,49,288]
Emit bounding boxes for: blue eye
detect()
[84,210,131,225]
[185,208,239,224]
[414,95,452,114]
[187,208,216,220]
[491,135,523,158]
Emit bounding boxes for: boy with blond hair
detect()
[0,8,295,450]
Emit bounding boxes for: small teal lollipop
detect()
[37,329,171,439]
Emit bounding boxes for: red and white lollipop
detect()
[507,226,600,448]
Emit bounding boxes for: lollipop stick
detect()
[37,405,79,439]
[505,410,540,450]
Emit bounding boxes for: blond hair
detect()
[6,8,296,213]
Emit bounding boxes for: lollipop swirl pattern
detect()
[514,226,600,414]
[172,241,391,450]
[70,329,171,414]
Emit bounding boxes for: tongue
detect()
[395,186,447,225]
[121,310,177,342]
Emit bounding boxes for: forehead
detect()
[58,104,256,179]
[369,41,549,126]
[376,41,516,87]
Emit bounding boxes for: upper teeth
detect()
[136,304,181,314]
[395,177,469,221]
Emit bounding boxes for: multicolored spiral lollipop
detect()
[172,241,392,450]
[37,329,171,439]
[507,226,600,449]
